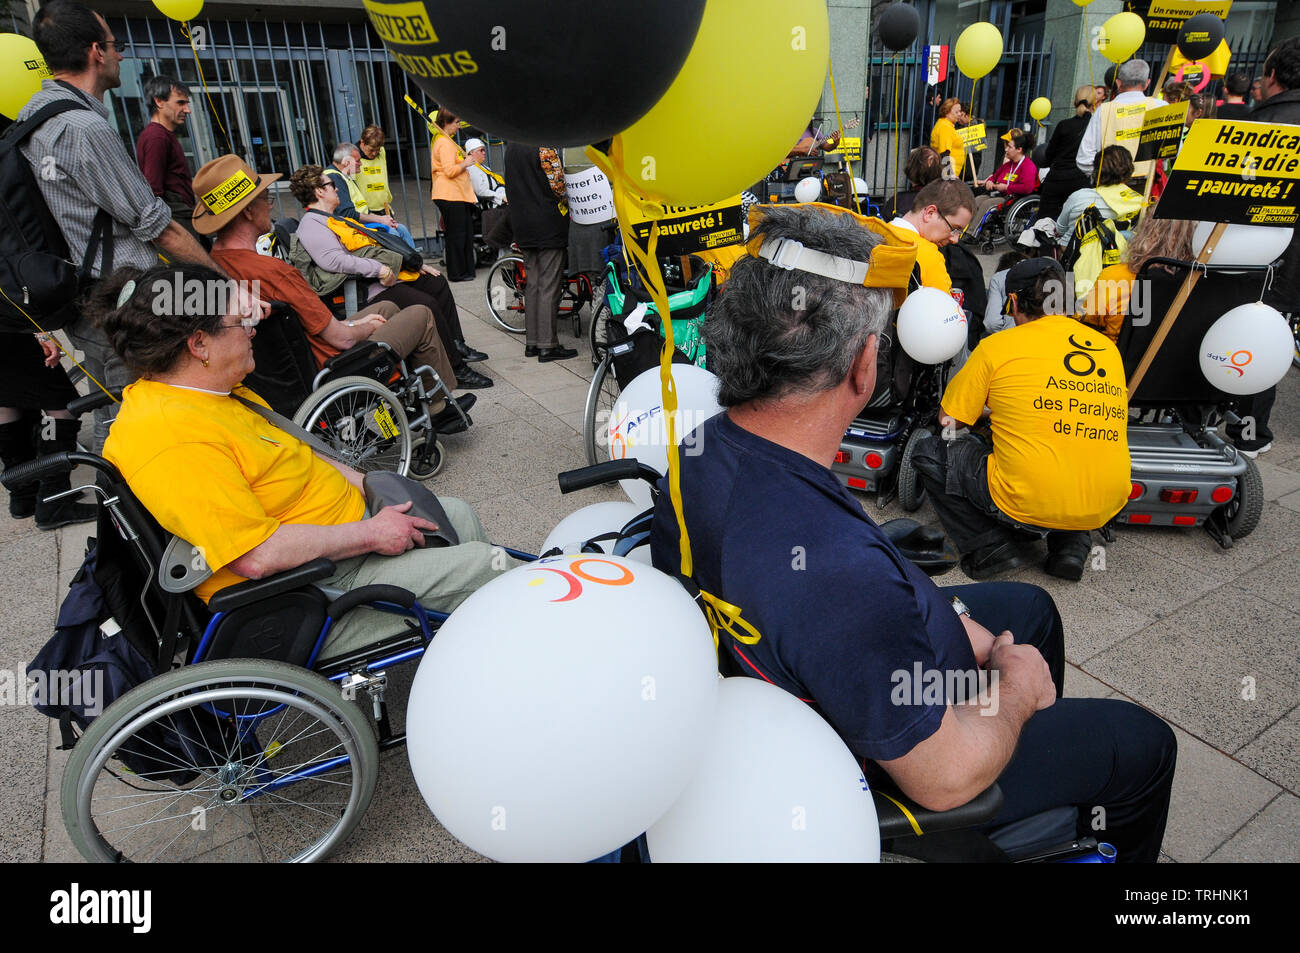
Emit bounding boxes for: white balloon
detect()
[406,556,718,862]
[606,364,723,509]
[1198,301,1294,396]
[540,501,645,556]
[1193,222,1294,267]
[896,286,968,364]
[852,176,869,196]
[794,176,822,203]
[647,678,880,862]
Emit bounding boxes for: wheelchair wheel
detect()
[485,255,527,334]
[898,427,930,512]
[294,375,412,477]
[1291,313,1299,368]
[1004,195,1040,245]
[408,436,446,480]
[583,353,621,466]
[588,296,615,367]
[1223,454,1264,540]
[62,659,379,863]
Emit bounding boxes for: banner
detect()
[826,136,862,163]
[1155,119,1300,226]
[1131,2,1232,44]
[564,166,616,225]
[1135,101,1189,162]
[958,123,987,153]
[625,196,745,256]
[923,44,949,86]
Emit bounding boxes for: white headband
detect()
[756,237,870,286]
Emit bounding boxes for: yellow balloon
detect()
[1029,97,1051,121]
[0,34,51,121]
[1099,11,1145,65]
[1072,0,1096,6]
[615,0,829,207]
[152,0,204,21]
[954,22,1004,80]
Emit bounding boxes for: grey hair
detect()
[333,142,358,164]
[145,75,189,114]
[703,205,892,408]
[1116,59,1151,89]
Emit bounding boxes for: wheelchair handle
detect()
[558,460,661,494]
[0,451,122,491]
[67,388,122,417]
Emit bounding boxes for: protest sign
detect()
[624,196,745,256]
[564,166,616,224]
[1155,119,1300,226]
[1135,101,1189,162]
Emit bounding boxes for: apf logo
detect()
[1204,348,1252,377]
[607,406,662,460]
[526,556,634,602]
[1063,334,1109,377]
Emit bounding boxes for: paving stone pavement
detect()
[0,263,1296,863]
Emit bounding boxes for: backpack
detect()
[1063,205,1132,301]
[0,99,113,334]
[941,243,989,352]
[27,515,235,784]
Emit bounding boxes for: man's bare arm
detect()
[153,220,225,271]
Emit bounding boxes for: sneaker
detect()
[1238,442,1272,459]
[959,540,1038,580]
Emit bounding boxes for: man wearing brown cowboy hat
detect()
[197,155,474,432]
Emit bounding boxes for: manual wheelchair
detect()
[2,449,533,863]
[962,191,1041,253]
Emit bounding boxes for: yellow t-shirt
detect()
[883,218,952,293]
[941,314,1131,530]
[103,380,366,603]
[930,117,966,178]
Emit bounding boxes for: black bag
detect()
[942,242,989,351]
[335,213,423,271]
[0,99,113,334]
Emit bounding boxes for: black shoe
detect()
[34,418,98,530]
[537,345,578,363]
[35,498,97,531]
[1044,531,1091,581]
[449,275,476,283]
[454,366,494,388]
[455,340,489,363]
[524,346,540,358]
[431,393,476,434]
[960,540,1037,580]
[0,417,38,519]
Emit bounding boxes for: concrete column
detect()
[824,0,872,123]
[1043,0,1121,125]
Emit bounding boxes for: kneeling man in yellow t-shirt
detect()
[909,258,1131,580]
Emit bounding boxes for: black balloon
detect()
[877,3,920,53]
[1177,12,1225,63]
[366,0,706,146]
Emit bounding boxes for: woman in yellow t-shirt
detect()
[430,110,479,282]
[930,98,968,180]
[1076,212,1195,341]
[91,262,508,657]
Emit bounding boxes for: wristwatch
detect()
[951,595,971,618]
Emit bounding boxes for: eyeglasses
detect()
[936,207,965,239]
[217,316,259,334]
[317,180,337,191]
[97,39,128,54]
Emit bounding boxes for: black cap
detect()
[1005,257,1066,299]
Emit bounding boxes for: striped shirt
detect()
[17,80,170,277]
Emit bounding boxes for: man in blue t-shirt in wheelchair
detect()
[649,203,1176,862]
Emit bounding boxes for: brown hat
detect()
[191,155,282,235]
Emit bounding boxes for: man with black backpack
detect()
[13,0,225,450]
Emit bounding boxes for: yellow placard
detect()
[199,170,256,216]
[624,196,745,255]
[373,404,400,440]
[1135,101,1190,162]
[826,136,862,162]
[362,0,439,46]
[958,123,987,152]
[1157,119,1300,225]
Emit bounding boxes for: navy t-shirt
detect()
[650,413,975,763]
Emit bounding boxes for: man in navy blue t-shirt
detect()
[650,203,1176,862]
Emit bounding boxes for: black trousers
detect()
[371,272,466,356]
[1036,170,1088,227]
[1226,387,1276,450]
[951,582,1176,863]
[435,199,476,281]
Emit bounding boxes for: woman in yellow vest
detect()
[930,98,968,180]
[356,124,394,213]
[430,110,479,282]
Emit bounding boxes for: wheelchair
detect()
[0,449,535,863]
[582,256,714,466]
[1111,259,1273,547]
[962,191,1041,253]
[243,301,468,480]
[483,253,596,337]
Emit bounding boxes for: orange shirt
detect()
[431,135,475,204]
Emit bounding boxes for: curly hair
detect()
[86,264,234,376]
[1124,204,1196,275]
[1264,36,1300,92]
[360,124,385,149]
[289,164,328,207]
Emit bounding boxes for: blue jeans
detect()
[364,221,416,250]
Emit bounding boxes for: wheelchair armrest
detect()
[208,557,337,614]
[873,780,1004,840]
[327,584,416,619]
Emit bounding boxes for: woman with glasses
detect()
[288,164,492,388]
[90,262,510,658]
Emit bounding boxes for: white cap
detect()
[464,138,486,152]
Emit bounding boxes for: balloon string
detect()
[182,21,234,156]
[585,142,692,581]
[0,287,120,405]
[826,59,861,215]
[892,53,901,216]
